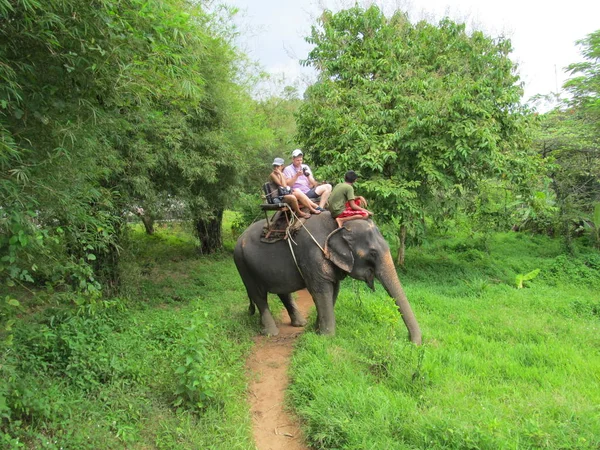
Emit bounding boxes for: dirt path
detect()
[246,290,314,450]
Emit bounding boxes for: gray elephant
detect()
[233,212,422,345]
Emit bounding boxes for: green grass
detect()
[289,232,600,449]
[3,221,600,449]
[1,220,258,449]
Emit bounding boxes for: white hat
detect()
[291,149,303,158]
[272,157,285,166]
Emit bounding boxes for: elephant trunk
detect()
[377,252,422,345]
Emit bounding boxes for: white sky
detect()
[226,0,600,103]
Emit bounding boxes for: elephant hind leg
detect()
[247,288,279,336]
[278,293,308,328]
[248,298,256,315]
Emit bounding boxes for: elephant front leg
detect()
[309,285,336,335]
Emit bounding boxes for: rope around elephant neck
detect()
[285,212,327,280]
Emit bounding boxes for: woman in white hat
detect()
[270,158,318,218]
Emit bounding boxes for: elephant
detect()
[233,212,422,345]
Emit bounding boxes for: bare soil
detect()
[246,289,313,450]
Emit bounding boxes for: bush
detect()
[543,254,600,287]
[173,313,233,413]
[230,193,262,237]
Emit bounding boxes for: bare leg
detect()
[293,189,320,214]
[285,195,310,218]
[336,214,367,228]
[315,183,332,209]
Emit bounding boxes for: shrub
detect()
[173,313,233,413]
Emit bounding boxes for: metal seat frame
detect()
[261,182,292,239]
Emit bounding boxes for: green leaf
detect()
[522,269,540,281]
[515,269,540,289]
[593,203,600,229]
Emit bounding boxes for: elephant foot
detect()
[290,316,308,327]
[315,321,335,335]
[261,326,280,336]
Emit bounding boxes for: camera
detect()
[303,168,310,177]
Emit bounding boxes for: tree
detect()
[296,5,539,264]
[0,0,264,288]
[532,30,600,250]
[564,30,600,121]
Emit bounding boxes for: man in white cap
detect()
[283,149,332,210]
[270,157,320,217]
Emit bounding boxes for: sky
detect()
[226,0,600,103]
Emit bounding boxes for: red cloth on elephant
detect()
[337,198,369,219]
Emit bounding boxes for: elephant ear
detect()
[324,227,354,273]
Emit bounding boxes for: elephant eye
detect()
[369,249,378,259]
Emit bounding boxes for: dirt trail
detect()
[246,290,313,450]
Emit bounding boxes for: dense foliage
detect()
[531,29,600,248]
[296,5,541,262]
[0,0,273,294]
[1,221,257,448]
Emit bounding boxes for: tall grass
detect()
[1,218,257,449]
[289,232,600,449]
[3,218,599,449]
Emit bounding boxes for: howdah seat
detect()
[260,182,291,239]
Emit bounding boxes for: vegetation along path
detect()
[246,289,313,450]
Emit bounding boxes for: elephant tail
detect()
[248,298,256,315]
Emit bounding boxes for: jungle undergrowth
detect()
[0,217,256,449]
[2,220,600,449]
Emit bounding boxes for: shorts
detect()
[336,198,368,219]
[306,187,319,198]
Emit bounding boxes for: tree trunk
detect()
[195,209,223,254]
[396,224,406,267]
[551,177,574,255]
[140,214,154,235]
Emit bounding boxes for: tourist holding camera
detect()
[283,149,332,211]
[270,157,321,217]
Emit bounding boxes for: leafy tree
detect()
[532,30,600,250]
[564,30,600,121]
[0,0,141,293]
[296,5,539,263]
[0,0,263,287]
[533,110,599,249]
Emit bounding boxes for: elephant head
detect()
[324,221,422,345]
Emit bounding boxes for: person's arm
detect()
[288,170,303,187]
[269,172,282,187]
[283,167,302,187]
[355,196,368,207]
[303,165,319,188]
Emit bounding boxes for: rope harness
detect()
[285,209,326,281]
[260,184,327,280]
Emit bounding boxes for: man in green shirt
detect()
[328,170,373,228]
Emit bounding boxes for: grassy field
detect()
[1,218,259,449]
[2,216,599,449]
[289,232,600,449]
